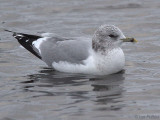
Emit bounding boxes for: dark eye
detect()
[109,34,118,38]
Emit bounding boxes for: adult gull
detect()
[6,25,137,75]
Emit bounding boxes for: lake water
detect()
[0,0,160,120]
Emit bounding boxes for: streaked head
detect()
[92,25,137,52]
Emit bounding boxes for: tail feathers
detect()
[5,29,42,59]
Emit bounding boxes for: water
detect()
[0,0,160,120]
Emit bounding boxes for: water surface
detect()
[0,0,160,120]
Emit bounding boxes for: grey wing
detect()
[40,36,92,67]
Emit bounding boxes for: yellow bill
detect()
[121,37,138,43]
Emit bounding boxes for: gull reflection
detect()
[21,68,125,111]
[90,71,125,111]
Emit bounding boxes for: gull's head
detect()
[92,25,137,52]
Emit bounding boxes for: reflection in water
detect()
[21,68,125,111]
[22,67,93,86]
[90,72,125,111]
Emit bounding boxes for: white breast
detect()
[93,48,125,75]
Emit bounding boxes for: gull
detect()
[6,25,137,75]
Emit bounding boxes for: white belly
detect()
[52,48,125,75]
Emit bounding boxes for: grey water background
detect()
[0,0,160,120]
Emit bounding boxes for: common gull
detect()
[6,25,137,75]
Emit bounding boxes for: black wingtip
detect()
[15,33,42,59]
[5,29,42,59]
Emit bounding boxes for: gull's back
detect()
[40,36,92,67]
